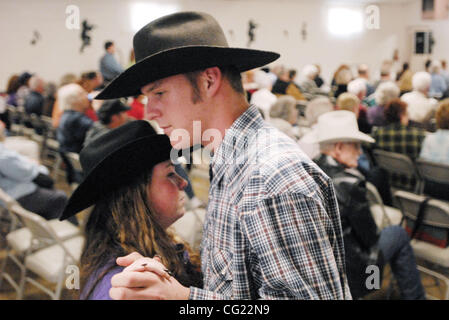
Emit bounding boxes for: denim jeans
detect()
[378,225,426,299]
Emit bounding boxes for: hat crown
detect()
[316,111,362,142]
[80,120,157,176]
[133,12,229,62]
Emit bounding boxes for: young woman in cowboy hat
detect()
[59,120,202,300]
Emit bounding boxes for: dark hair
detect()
[81,71,98,80]
[6,74,20,94]
[436,99,449,130]
[184,66,244,103]
[98,112,113,125]
[396,63,410,81]
[288,69,297,81]
[425,59,432,70]
[384,98,407,124]
[105,41,114,50]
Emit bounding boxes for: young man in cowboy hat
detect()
[312,110,425,299]
[95,11,351,300]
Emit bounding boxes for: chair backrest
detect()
[373,149,422,192]
[9,202,78,261]
[365,181,383,206]
[394,190,449,229]
[0,187,16,210]
[366,181,393,229]
[0,188,20,231]
[373,149,419,177]
[416,158,449,185]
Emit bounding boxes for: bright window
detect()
[130,2,179,32]
[327,8,363,37]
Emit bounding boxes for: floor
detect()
[0,150,447,300]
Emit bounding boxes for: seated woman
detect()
[367,81,400,127]
[59,120,203,300]
[419,99,449,200]
[372,98,427,191]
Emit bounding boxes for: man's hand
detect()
[109,270,190,300]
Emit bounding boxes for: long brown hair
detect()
[79,168,199,299]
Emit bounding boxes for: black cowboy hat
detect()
[97,99,131,123]
[59,120,173,220]
[95,11,280,100]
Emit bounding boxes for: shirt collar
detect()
[210,105,264,184]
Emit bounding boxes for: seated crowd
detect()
[1,55,449,300]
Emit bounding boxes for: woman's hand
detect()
[110,251,191,300]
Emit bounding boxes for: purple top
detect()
[367,105,385,127]
[80,260,124,300]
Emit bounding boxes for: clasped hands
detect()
[109,252,190,300]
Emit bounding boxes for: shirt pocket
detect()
[208,248,234,296]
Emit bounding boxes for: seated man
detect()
[311,110,425,300]
[24,75,46,116]
[84,99,130,146]
[57,83,93,153]
[0,121,77,225]
[57,83,93,184]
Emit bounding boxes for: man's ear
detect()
[201,67,222,98]
[334,142,344,157]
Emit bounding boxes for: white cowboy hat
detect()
[301,110,374,144]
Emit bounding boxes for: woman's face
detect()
[147,160,188,229]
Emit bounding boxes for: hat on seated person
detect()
[95,11,280,99]
[59,120,173,220]
[97,99,131,123]
[301,110,374,145]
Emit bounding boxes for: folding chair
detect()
[372,149,423,194]
[40,116,61,169]
[0,188,81,299]
[394,190,449,300]
[366,181,403,230]
[7,105,24,136]
[416,158,449,196]
[11,203,84,300]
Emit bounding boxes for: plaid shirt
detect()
[372,123,426,190]
[189,105,351,300]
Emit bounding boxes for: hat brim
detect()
[301,129,375,145]
[95,46,280,100]
[59,135,173,220]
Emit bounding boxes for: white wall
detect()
[401,0,449,71]
[1,0,447,90]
